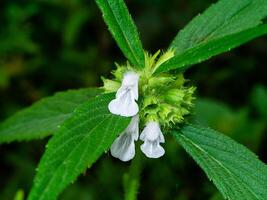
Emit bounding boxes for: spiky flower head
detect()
[103,50,196,130]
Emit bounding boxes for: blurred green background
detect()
[0,0,267,199]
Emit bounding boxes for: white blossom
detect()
[110,115,139,162]
[140,121,165,158]
[108,72,139,117]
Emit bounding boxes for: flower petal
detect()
[140,140,165,158]
[116,85,128,99]
[127,115,139,141]
[122,72,139,87]
[110,134,136,162]
[140,121,165,158]
[140,122,163,141]
[108,90,139,117]
[108,71,139,117]
[120,72,139,100]
[132,83,139,100]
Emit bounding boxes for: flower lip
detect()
[108,71,139,117]
[141,141,165,158]
[140,121,165,158]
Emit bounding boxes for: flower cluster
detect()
[108,72,165,161]
[103,51,195,161]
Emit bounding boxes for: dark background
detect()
[0,0,267,199]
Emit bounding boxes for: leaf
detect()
[155,25,267,74]
[156,0,267,73]
[95,0,145,68]
[169,0,267,53]
[173,124,267,200]
[0,88,101,144]
[27,93,130,200]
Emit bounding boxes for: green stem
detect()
[123,151,143,200]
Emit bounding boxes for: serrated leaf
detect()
[173,124,267,200]
[170,0,267,53]
[27,93,130,200]
[155,25,267,74]
[0,88,101,144]
[156,0,267,73]
[95,0,145,68]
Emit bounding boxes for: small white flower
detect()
[140,121,165,158]
[110,115,139,162]
[108,72,139,117]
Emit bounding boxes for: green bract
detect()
[103,50,196,128]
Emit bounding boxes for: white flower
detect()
[108,72,139,117]
[110,115,139,162]
[140,121,165,158]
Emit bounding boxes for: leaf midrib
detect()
[179,134,261,200]
[0,98,84,134]
[105,0,142,67]
[71,115,117,180]
[37,114,111,200]
[173,1,252,52]
[44,113,109,162]
[196,1,252,44]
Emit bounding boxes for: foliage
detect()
[28,93,130,200]
[0,88,101,143]
[155,25,267,73]
[156,0,267,73]
[95,0,145,68]
[170,0,267,52]
[0,0,267,199]
[173,124,267,200]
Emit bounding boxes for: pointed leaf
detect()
[155,25,267,74]
[27,93,130,200]
[95,0,145,68]
[173,124,267,200]
[156,0,267,73]
[0,88,101,143]
[170,0,267,53]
